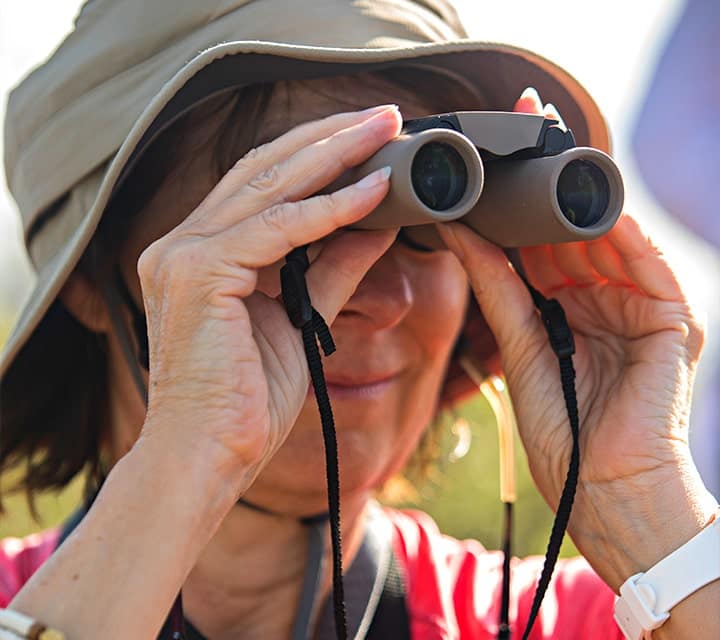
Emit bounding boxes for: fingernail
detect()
[519,87,542,103]
[543,103,566,129]
[360,104,399,116]
[356,166,392,189]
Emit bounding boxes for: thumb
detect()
[437,223,543,356]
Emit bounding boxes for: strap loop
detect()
[281,246,349,640]
[539,298,575,358]
[522,275,575,359]
[281,247,314,328]
[511,273,581,640]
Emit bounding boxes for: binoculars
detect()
[342,111,624,248]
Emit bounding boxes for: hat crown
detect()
[0,0,609,388]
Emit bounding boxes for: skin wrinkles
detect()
[115,77,468,492]
[90,75,470,638]
[12,68,716,640]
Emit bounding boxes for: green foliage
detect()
[0,309,86,538]
[0,468,84,539]
[392,395,578,559]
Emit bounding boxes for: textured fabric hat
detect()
[1,0,610,402]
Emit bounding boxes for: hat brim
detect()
[1,40,610,382]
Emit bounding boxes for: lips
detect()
[310,369,404,401]
[323,371,401,387]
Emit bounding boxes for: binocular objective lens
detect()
[556,160,610,228]
[411,142,468,211]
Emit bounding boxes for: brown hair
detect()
[0,67,492,510]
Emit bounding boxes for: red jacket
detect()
[386,509,621,639]
[0,508,622,639]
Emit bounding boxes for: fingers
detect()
[513,87,544,115]
[198,104,399,212]
[549,242,604,286]
[585,237,634,286]
[437,223,540,353]
[230,105,401,217]
[604,214,686,301]
[520,215,685,303]
[146,107,398,308]
[518,244,571,293]
[542,103,567,130]
[194,105,401,228]
[304,229,398,325]
[214,166,393,268]
[513,87,566,129]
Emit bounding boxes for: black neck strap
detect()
[515,273,580,640]
[59,497,409,640]
[110,260,348,640]
[281,246,348,639]
[111,247,581,640]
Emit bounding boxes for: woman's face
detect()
[117,74,471,515]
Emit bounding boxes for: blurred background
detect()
[1,0,718,556]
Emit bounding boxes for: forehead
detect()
[255,72,440,145]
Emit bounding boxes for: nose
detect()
[337,249,413,330]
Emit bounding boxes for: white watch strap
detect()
[613,513,720,640]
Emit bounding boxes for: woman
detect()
[0,1,717,639]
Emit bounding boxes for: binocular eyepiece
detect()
[344,111,624,248]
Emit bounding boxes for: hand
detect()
[135,105,402,501]
[438,89,714,583]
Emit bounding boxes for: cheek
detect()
[374,252,468,476]
[243,250,471,502]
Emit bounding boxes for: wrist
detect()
[613,507,720,640]
[119,430,243,541]
[569,465,718,591]
[7,428,244,639]
[134,411,266,512]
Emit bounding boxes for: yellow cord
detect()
[459,357,517,504]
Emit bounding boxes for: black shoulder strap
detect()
[159,549,411,640]
[58,501,410,640]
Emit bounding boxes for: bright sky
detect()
[1,0,718,348]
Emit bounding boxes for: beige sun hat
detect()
[1,0,610,395]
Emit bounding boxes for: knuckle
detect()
[137,239,164,283]
[685,314,706,358]
[248,163,283,197]
[139,237,199,289]
[316,191,342,217]
[261,202,295,233]
[259,194,341,241]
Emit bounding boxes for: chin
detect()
[241,421,407,518]
[241,381,436,517]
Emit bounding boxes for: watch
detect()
[613,509,720,639]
